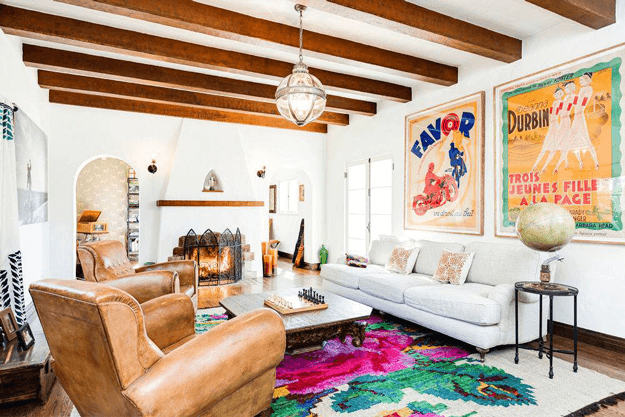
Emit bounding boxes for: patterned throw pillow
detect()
[433,250,475,285]
[346,253,369,268]
[385,246,420,274]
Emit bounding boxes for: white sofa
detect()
[321,237,548,360]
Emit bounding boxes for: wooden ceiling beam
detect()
[526,0,616,29]
[23,45,376,116]
[296,0,522,63]
[0,5,414,101]
[52,0,459,80]
[38,71,349,126]
[48,90,328,133]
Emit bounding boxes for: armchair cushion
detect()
[104,271,179,304]
[124,309,285,417]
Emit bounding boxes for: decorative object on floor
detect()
[405,92,485,235]
[516,202,575,283]
[202,169,223,192]
[270,248,278,276]
[0,102,26,327]
[220,288,371,354]
[16,322,34,350]
[345,253,368,268]
[269,185,277,213]
[263,254,273,277]
[292,219,305,267]
[147,158,157,174]
[275,4,326,127]
[432,249,475,285]
[384,245,420,274]
[257,166,266,178]
[0,307,18,341]
[319,244,328,264]
[495,44,625,245]
[515,281,579,379]
[196,313,625,417]
[299,183,305,201]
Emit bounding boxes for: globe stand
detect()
[539,252,564,284]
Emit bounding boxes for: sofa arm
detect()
[124,309,285,417]
[488,284,540,305]
[142,293,195,351]
[136,260,198,293]
[104,271,180,304]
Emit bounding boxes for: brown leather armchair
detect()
[77,240,199,309]
[30,279,286,417]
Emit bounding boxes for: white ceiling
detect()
[1,0,582,102]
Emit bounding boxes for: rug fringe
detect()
[565,391,625,417]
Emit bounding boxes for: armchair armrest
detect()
[142,293,195,351]
[125,309,285,417]
[104,271,179,304]
[136,260,198,293]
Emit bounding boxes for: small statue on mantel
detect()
[207,173,218,191]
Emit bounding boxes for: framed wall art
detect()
[404,92,485,235]
[494,43,625,244]
[269,184,277,214]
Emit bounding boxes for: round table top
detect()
[515,281,579,296]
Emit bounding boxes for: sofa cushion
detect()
[404,283,501,326]
[413,240,465,275]
[465,241,540,286]
[369,235,415,266]
[359,273,440,304]
[321,263,389,289]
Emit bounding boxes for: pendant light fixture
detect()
[275,4,327,127]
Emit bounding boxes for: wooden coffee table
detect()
[220,288,372,354]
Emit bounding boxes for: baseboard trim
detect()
[277,251,320,271]
[551,320,625,353]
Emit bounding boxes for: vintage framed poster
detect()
[495,43,625,244]
[404,92,485,235]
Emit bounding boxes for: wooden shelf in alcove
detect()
[156,200,264,207]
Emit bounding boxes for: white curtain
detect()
[0,102,25,326]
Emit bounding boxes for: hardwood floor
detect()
[3,258,623,416]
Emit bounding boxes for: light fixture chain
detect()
[298,8,304,62]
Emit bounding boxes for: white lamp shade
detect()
[275,63,326,126]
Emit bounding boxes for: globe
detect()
[515,203,576,252]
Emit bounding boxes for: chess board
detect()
[264,294,328,315]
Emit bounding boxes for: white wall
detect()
[326,3,625,338]
[0,31,50,308]
[47,105,326,278]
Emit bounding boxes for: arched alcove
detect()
[202,169,224,192]
[75,156,140,265]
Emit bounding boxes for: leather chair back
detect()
[77,240,135,282]
[30,279,164,417]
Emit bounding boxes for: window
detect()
[278,179,299,214]
[345,155,393,256]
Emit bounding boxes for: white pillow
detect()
[433,250,475,285]
[369,235,414,266]
[385,246,420,274]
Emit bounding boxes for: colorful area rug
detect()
[196,311,625,417]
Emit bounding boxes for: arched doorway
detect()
[75,156,140,268]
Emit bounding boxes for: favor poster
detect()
[495,44,625,244]
[404,92,484,235]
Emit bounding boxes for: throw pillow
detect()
[346,253,369,268]
[385,246,420,274]
[433,250,475,285]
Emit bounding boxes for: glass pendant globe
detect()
[275,61,327,127]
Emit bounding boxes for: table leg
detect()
[538,294,543,359]
[515,289,519,364]
[574,294,578,372]
[549,295,554,379]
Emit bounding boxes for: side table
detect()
[514,281,578,379]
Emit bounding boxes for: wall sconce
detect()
[148,159,158,174]
[257,166,266,178]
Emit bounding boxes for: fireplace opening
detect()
[182,228,242,285]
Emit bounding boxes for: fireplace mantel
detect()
[156,200,264,207]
